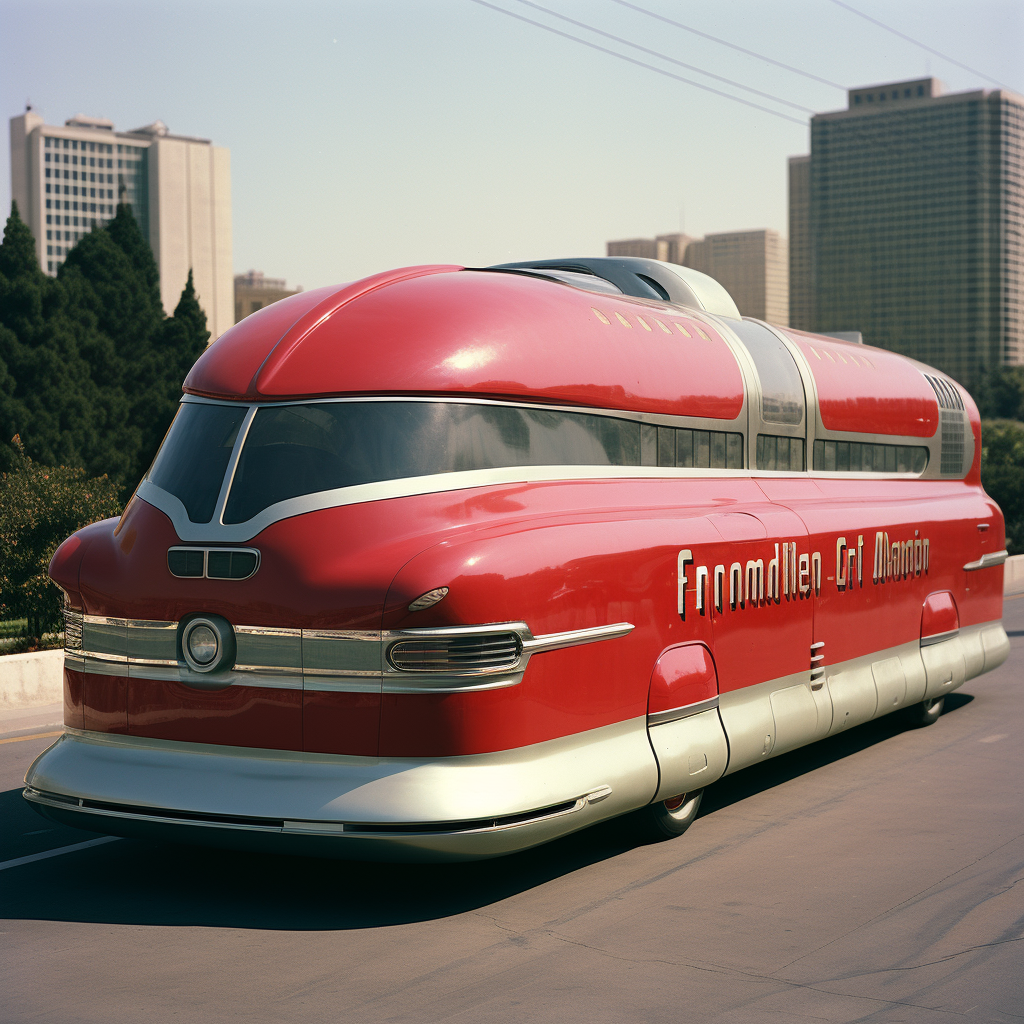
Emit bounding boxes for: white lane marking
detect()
[0,836,120,872]
[980,734,1009,744]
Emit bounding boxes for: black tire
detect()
[635,790,704,841]
[906,696,945,727]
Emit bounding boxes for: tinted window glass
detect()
[148,403,246,523]
[813,439,927,474]
[731,320,805,425]
[223,402,642,524]
[756,434,805,471]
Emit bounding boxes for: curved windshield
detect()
[222,402,640,524]
[148,403,246,523]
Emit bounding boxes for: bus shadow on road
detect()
[0,693,973,930]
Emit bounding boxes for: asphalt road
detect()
[2,598,1022,1023]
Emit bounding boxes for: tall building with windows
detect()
[787,155,812,331]
[683,230,788,325]
[789,78,1024,379]
[606,228,788,323]
[9,108,233,339]
[234,270,302,323]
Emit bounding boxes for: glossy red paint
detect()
[82,672,127,734]
[784,330,939,437]
[648,644,718,715]
[63,667,85,730]
[184,269,745,421]
[57,263,1008,768]
[922,592,959,639]
[127,680,302,750]
[303,691,380,757]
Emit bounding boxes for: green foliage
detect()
[0,437,121,644]
[980,419,1024,556]
[0,201,209,497]
[965,366,1024,422]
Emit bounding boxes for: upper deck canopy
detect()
[183,266,746,421]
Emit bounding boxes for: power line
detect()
[467,0,808,126]
[607,0,847,90]
[827,0,1013,90]
[511,0,816,113]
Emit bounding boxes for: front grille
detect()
[167,547,260,580]
[63,608,83,652]
[207,550,259,580]
[388,632,522,673]
[168,548,204,578]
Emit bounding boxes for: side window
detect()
[642,426,743,469]
[813,440,928,474]
[756,435,806,471]
[730,320,806,426]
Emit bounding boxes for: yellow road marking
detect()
[0,730,62,745]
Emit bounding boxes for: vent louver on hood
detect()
[923,374,966,477]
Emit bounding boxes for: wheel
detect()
[906,696,945,727]
[634,789,704,841]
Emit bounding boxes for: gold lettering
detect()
[677,550,693,618]
[695,565,708,614]
[730,562,743,609]
[836,536,848,589]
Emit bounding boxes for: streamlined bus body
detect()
[26,258,1010,860]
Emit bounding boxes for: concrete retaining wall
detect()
[0,649,64,709]
[1005,554,1024,596]
[2,557,1023,710]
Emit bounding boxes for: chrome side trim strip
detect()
[921,629,960,647]
[963,550,1008,571]
[524,622,635,655]
[647,695,720,727]
[72,617,634,695]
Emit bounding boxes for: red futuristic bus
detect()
[26,257,1010,860]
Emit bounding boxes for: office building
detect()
[235,270,302,323]
[790,78,1024,378]
[607,228,788,324]
[606,237,658,260]
[9,108,233,339]
[683,230,788,325]
[787,155,812,331]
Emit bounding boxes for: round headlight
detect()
[180,615,235,675]
[187,624,218,665]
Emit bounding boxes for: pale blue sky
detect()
[2,0,1022,292]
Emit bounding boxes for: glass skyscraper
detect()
[790,78,1023,381]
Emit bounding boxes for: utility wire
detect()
[607,0,847,90]
[511,0,816,113]
[827,0,1013,90]
[467,0,808,126]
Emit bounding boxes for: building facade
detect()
[607,229,788,324]
[9,109,233,339]
[787,155,812,331]
[234,270,302,323]
[790,78,1024,379]
[683,230,788,325]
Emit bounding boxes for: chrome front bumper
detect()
[24,719,659,861]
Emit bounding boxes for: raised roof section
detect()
[184,266,746,421]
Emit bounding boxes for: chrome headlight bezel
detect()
[179,615,236,674]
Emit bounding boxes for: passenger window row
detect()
[640,425,744,469]
[756,434,805,471]
[813,439,928,474]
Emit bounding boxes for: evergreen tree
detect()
[0,202,42,280]
[0,202,214,497]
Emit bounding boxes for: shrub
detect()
[0,436,121,645]
[980,419,1024,556]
